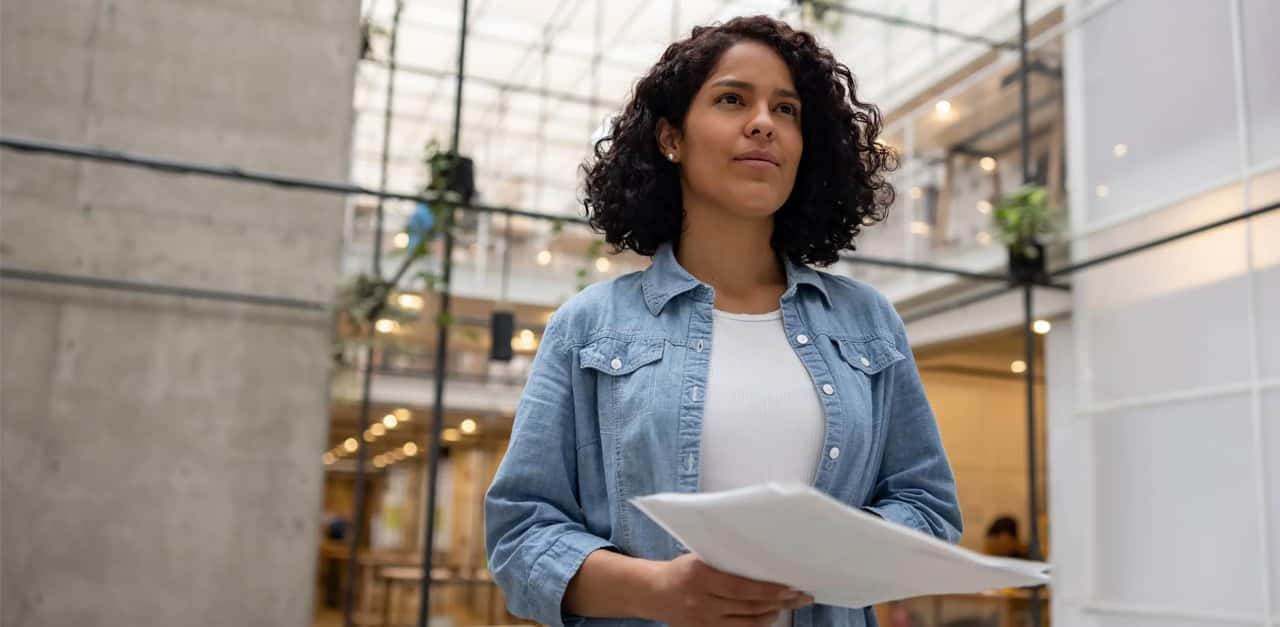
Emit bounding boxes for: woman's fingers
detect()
[697,562,792,601]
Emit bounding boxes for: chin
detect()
[721,186,785,218]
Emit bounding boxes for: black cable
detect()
[900,284,1015,324]
[0,135,589,225]
[1050,200,1280,278]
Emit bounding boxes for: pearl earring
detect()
[667,153,676,162]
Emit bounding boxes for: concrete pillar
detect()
[0,1,360,625]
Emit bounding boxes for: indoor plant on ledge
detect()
[992,184,1058,284]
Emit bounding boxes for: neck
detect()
[675,200,787,314]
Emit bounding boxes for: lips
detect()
[733,150,780,167]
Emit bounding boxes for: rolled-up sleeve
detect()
[484,314,615,626]
[863,315,964,544]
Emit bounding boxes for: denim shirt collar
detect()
[641,241,832,315]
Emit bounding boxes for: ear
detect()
[655,117,682,163]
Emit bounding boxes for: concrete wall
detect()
[1,1,360,625]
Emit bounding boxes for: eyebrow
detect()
[710,78,800,101]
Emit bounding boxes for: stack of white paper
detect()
[631,483,1050,609]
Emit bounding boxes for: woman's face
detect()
[660,40,804,220]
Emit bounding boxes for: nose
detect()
[745,104,775,140]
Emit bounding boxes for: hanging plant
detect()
[794,0,844,33]
[992,184,1058,283]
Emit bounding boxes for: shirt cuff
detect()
[525,530,617,627]
[863,501,926,534]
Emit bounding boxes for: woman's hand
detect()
[644,553,814,627]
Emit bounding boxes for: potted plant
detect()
[992,184,1057,284]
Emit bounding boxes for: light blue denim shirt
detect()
[485,242,962,627]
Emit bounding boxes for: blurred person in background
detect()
[982,516,1027,559]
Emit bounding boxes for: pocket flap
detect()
[578,337,665,375]
[834,336,905,375]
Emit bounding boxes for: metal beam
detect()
[0,135,590,225]
[1050,200,1280,278]
[0,267,328,311]
[360,56,621,110]
[346,1,404,623]
[419,0,470,623]
[812,0,1019,51]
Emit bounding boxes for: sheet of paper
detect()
[631,483,1050,609]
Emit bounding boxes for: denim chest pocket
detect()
[829,332,911,427]
[578,337,666,434]
[832,335,905,376]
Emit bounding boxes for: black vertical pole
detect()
[418,1,468,626]
[1018,2,1044,626]
[1023,284,1043,626]
[343,3,403,626]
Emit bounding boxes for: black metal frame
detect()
[5,3,1280,627]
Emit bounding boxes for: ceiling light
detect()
[513,329,538,352]
[323,452,336,465]
[536,250,552,266]
[403,442,418,456]
[375,319,399,334]
[460,418,478,435]
[1011,360,1028,374]
[393,408,411,422]
[363,430,376,442]
[383,414,398,429]
[1113,143,1128,158]
[343,438,359,452]
[980,157,997,172]
[393,232,410,249]
[1033,320,1052,335]
[371,423,386,437]
[976,200,993,214]
[442,428,461,442]
[595,257,611,273]
[934,100,952,115]
[396,293,424,310]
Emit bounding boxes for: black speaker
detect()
[490,310,515,361]
[447,154,475,205]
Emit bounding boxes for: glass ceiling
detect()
[351,0,1035,219]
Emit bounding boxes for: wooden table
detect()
[375,565,503,627]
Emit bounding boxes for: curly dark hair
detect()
[581,15,896,267]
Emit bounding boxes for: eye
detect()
[716,93,744,106]
[777,102,799,117]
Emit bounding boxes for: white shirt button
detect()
[829,447,841,460]
[822,383,835,396]
[610,358,623,370]
[860,356,871,367]
[796,334,809,345]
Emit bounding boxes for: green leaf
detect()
[990,184,1057,249]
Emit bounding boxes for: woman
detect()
[485,15,961,627]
